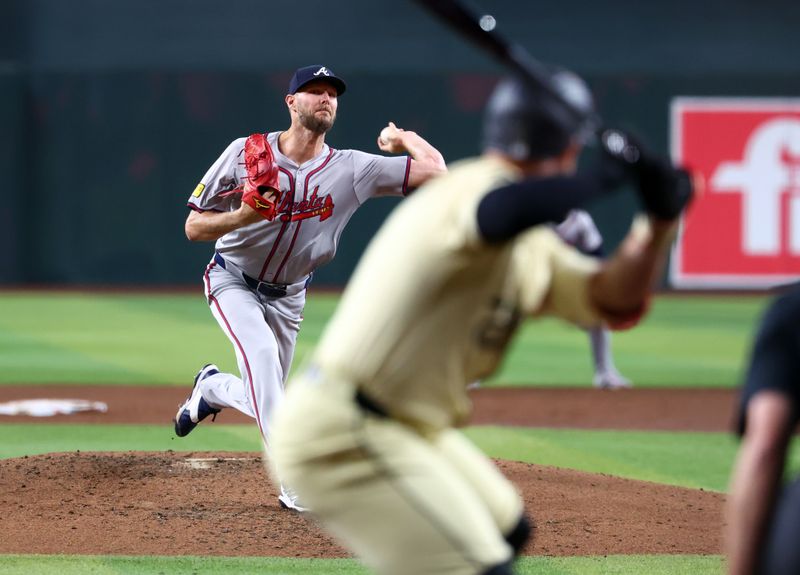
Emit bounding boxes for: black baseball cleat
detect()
[174,364,221,437]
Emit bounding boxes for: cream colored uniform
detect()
[272,156,613,575]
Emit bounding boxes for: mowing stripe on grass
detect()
[0,554,724,575]
[465,425,742,492]
[0,293,766,387]
[0,424,264,459]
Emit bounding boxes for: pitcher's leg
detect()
[204,281,270,417]
[198,371,253,416]
[208,287,286,441]
[261,291,304,420]
[261,292,305,510]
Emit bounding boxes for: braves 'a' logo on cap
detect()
[313,67,331,77]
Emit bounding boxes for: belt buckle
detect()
[257,281,287,298]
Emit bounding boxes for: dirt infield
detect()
[0,385,731,557]
[0,385,738,431]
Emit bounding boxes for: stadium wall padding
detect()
[4,0,800,285]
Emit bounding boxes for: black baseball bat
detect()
[411,0,641,163]
[411,0,555,100]
[411,0,590,122]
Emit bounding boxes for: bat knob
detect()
[601,129,641,164]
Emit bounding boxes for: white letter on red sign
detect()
[712,119,800,255]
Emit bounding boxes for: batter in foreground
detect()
[271,68,695,574]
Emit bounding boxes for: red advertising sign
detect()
[670,98,800,288]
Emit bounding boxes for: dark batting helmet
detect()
[482,68,597,161]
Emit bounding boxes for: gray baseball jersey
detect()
[188,131,412,284]
[183,130,412,462]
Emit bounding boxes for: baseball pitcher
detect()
[173,65,446,511]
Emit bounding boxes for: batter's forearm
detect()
[588,216,676,321]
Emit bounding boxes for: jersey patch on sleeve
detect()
[192,183,206,198]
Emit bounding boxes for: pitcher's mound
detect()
[0,451,723,557]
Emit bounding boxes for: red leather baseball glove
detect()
[241,133,279,220]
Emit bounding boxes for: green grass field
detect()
[0,291,775,573]
[0,554,724,575]
[0,291,768,387]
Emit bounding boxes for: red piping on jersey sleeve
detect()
[401,156,412,196]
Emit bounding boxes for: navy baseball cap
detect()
[288,65,347,96]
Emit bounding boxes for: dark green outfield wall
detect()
[3,0,799,286]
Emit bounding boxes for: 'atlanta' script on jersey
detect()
[274,186,335,222]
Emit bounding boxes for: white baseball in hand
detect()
[379,127,394,145]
